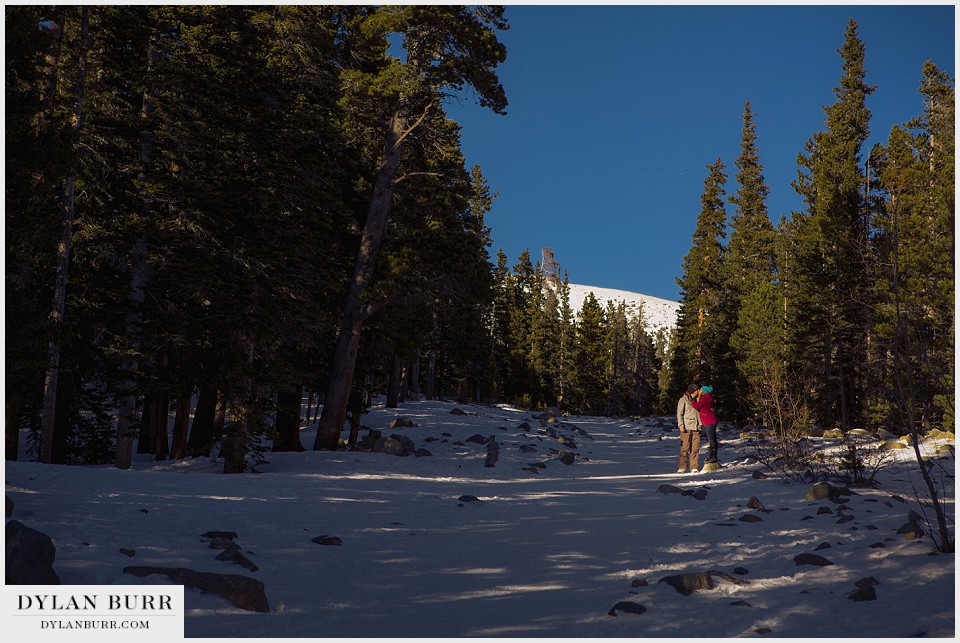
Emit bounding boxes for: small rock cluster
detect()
[604,474,936,625]
[122,530,270,612]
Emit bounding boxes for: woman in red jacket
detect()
[692,385,719,463]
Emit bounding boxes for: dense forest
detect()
[6,7,954,473]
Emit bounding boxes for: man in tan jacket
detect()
[676,383,702,473]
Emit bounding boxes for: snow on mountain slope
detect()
[567,283,679,336]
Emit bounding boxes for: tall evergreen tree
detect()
[38,5,91,464]
[788,19,875,431]
[725,102,777,423]
[486,249,513,401]
[872,61,954,431]
[6,5,70,459]
[505,249,536,404]
[314,6,508,450]
[605,301,631,417]
[555,273,576,411]
[367,115,496,408]
[572,293,607,416]
[628,305,661,416]
[668,159,728,400]
[870,61,954,552]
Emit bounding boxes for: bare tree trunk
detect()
[409,353,421,398]
[304,391,314,425]
[115,37,158,469]
[347,385,364,446]
[223,334,255,473]
[170,394,191,459]
[273,387,305,452]
[314,110,410,450]
[187,383,216,456]
[399,361,408,403]
[423,311,440,400]
[311,393,322,423]
[213,393,227,442]
[39,7,90,464]
[153,391,170,461]
[6,399,21,461]
[424,349,437,400]
[386,355,403,408]
[137,393,155,455]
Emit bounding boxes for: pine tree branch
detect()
[393,171,441,185]
[392,99,437,151]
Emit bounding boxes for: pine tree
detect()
[871,61,954,552]
[555,273,576,412]
[6,5,70,459]
[487,249,513,401]
[572,293,607,416]
[727,103,775,294]
[668,159,728,400]
[505,249,536,405]
[872,61,954,431]
[525,261,548,405]
[38,6,91,464]
[628,306,661,416]
[788,19,875,431]
[725,102,777,423]
[532,247,564,406]
[314,6,508,450]
[367,114,496,408]
[605,301,631,417]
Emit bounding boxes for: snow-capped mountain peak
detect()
[566,283,679,336]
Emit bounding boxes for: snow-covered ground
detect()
[5,398,955,639]
[567,283,680,335]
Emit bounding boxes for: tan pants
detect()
[678,430,701,471]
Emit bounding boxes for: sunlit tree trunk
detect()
[39,7,90,464]
[313,111,408,450]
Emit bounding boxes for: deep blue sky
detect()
[444,4,955,301]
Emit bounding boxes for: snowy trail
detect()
[5,399,955,638]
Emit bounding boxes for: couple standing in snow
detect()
[675,383,718,473]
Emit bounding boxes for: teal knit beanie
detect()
[700,385,713,394]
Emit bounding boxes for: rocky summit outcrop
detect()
[6,520,61,584]
[124,566,269,612]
